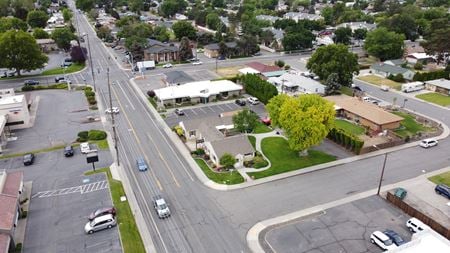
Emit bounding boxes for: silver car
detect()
[84,214,116,234]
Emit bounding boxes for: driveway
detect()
[262,196,411,253]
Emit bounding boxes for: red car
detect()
[261,117,271,126]
[88,206,116,221]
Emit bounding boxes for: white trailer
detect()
[136,61,155,71]
[401,82,425,93]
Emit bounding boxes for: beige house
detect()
[425,79,450,96]
[326,95,403,132]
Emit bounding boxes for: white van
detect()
[406,217,430,233]
[247,97,259,105]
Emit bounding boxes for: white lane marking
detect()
[31,180,108,199]
[115,80,136,110]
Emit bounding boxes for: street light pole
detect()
[85,33,96,91]
[373,145,388,195]
[107,68,120,166]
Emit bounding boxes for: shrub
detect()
[88,130,107,140]
[21,86,34,91]
[388,73,404,82]
[85,90,95,97]
[84,86,93,91]
[173,125,184,136]
[240,74,278,104]
[253,156,268,168]
[77,131,89,142]
[194,148,205,156]
[87,97,97,105]
[414,62,423,70]
[147,90,156,97]
[275,60,285,67]
[220,153,235,169]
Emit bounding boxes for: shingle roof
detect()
[246,62,281,73]
[426,79,450,90]
[371,63,411,75]
[210,135,255,159]
[1,171,23,196]
[164,71,194,85]
[204,41,237,51]
[145,39,178,54]
[0,195,17,231]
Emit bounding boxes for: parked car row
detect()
[85,206,117,234]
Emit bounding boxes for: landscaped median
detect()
[416,92,450,107]
[85,168,145,253]
[247,137,336,179]
[41,63,86,76]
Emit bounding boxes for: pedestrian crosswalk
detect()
[31,180,108,199]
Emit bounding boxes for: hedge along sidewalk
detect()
[84,168,145,253]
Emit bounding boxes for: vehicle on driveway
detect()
[247,97,259,105]
[24,80,39,86]
[163,63,173,68]
[383,229,406,246]
[235,99,246,106]
[136,158,148,171]
[64,145,74,157]
[80,142,91,154]
[153,195,171,218]
[84,214,117,234]
[105,107,120,114]
[174,108,185,116]
[434,184,450,199]
[261,117,271,126]
[23,153,35,166]
[406,217,429,233]
[419,138,438,148]
[88,207,117,221]
[370,231,397,250]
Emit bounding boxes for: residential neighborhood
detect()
[0,0,449,253]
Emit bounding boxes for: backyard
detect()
[334,119,365,135]
[358,75,402,90]
[416,93,450,107]
[429,171,450,187]
[195,158,245,184]
[392,111,433,138]
[247,137,336,179]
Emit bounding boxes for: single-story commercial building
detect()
[370,63,415,80]
[0,90,30,130]
[268,73,325,95]
[325,95,404,132]
[204,42,237,58]
[245,62,285,78]
[163,70,194,86]
[154,80,243,106]
[425,79,450,95]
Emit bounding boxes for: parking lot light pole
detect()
[373,145,388,195]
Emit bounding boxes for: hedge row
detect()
[77,130,107,142]
[21,84,68,91]
[413,70,450,82]
[327,128,364,154]
[84,86,97,105]
[240,74,278,104]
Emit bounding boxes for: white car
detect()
[80,142,91,154]
[247,97,259,105]
[105,107,120,114]
[406,217,430,233]
[419,138,438,148]
[370,231,398,250]
[84,214,116,234]
[192,61,203,65]
[153,195,171,218]
[163,63,173,68]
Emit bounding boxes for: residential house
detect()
[283,12,323,22]
[370,63,415,80]
[336,22,376,32]
[143,39,179,63]
[163,71,195,86]
[0,170,24,252]
[261,27,284,51]
[204,42,237,58]
[268,73,325,95]
[205,135,255,167]
[384,59,406,67]
[175,13,188,20]
[405,44,425,55]
[256,15,280,24]
[325,95,403,132]
[242,62,285,78]
[425,79,450,95]
[36,39,57,53]
[406,53,436,65]
[154,80,243,106]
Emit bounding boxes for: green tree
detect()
[130,0,144,13]
[51,28,76,51]
[33,28,50,39]
[0,17,28,33]
[232,109,259,133]
[172,21,196,40]
[0,30,48,76]
[27,10,48,28]
[266,94,290,127]
[179,37,193,61]
[212,0,225,7]
[353,28,367,40]
[321,6,334,25]
[62,8,73,23]
[421,27,450,65]
[278,95,335,155]
[306,44,359,86]
[364,28,405,61]
[218,41,227,57]
[282,30,314,51]
[379,13,418,41]
[0,0,9,17]
[324,73,341,95]
[219,153,235,168]
[153,26,170,42]
[75,0,94,12]
[160,0,187,18]
[334,27,352,45]
[125,36,148,60]
[96,26,113,42]
[206,13,221,31]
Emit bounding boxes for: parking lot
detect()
[263,196,412,253]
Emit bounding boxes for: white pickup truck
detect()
[80,142,97,154]
[153,195,171,219]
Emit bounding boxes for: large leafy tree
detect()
[334,27,352,45]
[70,46,87,63]
[125,36,148,61]
[62,8,73,23]
[379,13,418,41]
[324,73,341,95]
[266,94,290,127]
[153,26,170,42]
[353,28,367,40]
[27,10,48,28]
[364,28,405,61]
[219,153,235,168]
[129,0,144,13]
[178,37,193,61]
[160,0,187,18]
[0,17,28,33]
[51,28,77,51]
[232,109,259,133]
[172,21,196,40]
[0,30,48,75]
[75,0,94,12]
[421,27,450,65]
[33,28,50,39]
[282,29,314,51]
[206,13,221,31]
[306,44,359,86]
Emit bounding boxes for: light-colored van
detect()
[406,217,430,233]
[84,214,117,234]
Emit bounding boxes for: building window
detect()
[189,130,195,136]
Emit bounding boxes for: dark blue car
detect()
[435,184,450,199]
[383,230,406,246]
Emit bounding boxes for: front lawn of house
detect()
[253,122,272,134]
[429,171,450,187]
[358,75,402,90]
[392,111,433,138]
[334,119,365,135]
[195,158,244,184]
[416,93,450,107]
[247,137,336,179]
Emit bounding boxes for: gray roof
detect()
[283,12,322,21]
[145,39,178,54]
[384,59,406,66]
[262,27,284,40]
[182,115,234,141]
[256,15,280,23]
[209,135,255,158]
[164,71,194,85]
[371,63,411,75]
[336,22,376,31]
[426,79,450,90]
[204,41,237,51]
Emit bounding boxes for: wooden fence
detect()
[386,192,450,239]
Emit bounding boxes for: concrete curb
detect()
[246,166,450,252]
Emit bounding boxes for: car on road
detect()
[88,207,117,221]
[23,153,35,166]
[253,52,262,56]
[380,85,389,91]
[54,77,71,84]
[383,229,406,246]
[419,138,438,148]
[24,80,39,86]
[434,184,450,199]
[235,99,246,106]
[406,217,429,233]
[174,108,185,116]
[217,55,225,60]
[105,107,120,114]
[136,158,148,171]
[80,142,91,154]
[247,97,259,105]
[370,231,397,250]
[153,195,171,218]
[64,145,74,157]
[84,214,117,234]
[192,61,203,65]
[163,63,173,68]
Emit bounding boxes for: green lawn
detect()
[358,75,402,90]
[340,86,354,96]
[84,168,145,253]
[392,111,431,138]
[93,139,109,150]
[41,63,86,76]
[195,158,244,184]
[416,93,450,107]
[248,136,256,149]
[428,171,450,187]
[247,137,336,179]
[334,119,365,135]
[253,122,272,134]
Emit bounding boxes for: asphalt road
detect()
[55,2,450,253]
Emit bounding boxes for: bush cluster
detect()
[77,130,107,142]
[84,87,97,105]
[21,84,68,91]
[240,74,278,104]
[388,73,405,82]
[413,70,450,82]
[327,128,364,154]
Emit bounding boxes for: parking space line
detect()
[224,103,234,110]
[198,108,207,114]
[216,105,227,112]
[207,106,216,112]
[189,109,198,115]
[32,180,108,199]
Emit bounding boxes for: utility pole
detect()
[85,33,96,91]
[107,68,120,166]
